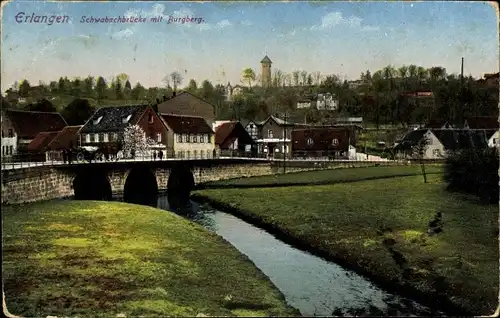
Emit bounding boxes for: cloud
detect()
[311,11,379,32]
[112,28,134,40]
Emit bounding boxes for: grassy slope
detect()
[2,201,298,317]
[206,165,443,187]
[195,174,498,314]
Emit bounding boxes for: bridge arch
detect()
[167,164,195,211]
[73,169,112,201]
[123,167,158,207]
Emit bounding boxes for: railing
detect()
[0,150,437,170]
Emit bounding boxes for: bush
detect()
[443,148,499,203]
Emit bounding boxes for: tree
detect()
[170,71,183,91]
[124,80,132,98]
[307,74,313,86]
[300,71,308,86]
[71,78,82,97]
[115,78,124,100]
[272,69,284,87]
[131,82,146,100]
[26,98,57,112]
[312,71,322,85]
[83,76,94,96]
[95,76,107,100]
[292,71,300,86]
[413,133,431,183]
[200,80,214,100]
[242,68,256,88]
[58,77,66,93]
[186,79,198,93]
[62,98,95,125]
[19,80,31,97]
[122,124,155,158]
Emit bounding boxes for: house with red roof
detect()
[214,121,255,155]
[1,109,67,158]
[45,125,83,161]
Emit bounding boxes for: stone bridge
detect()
[1,158,405,205]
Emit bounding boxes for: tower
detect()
[260,55,272,88]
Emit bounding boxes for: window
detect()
[85,134,90,143]
[191,134,197,143]
[2,146,4,155]
[198,135,203,143]
[177,134,182,143]
[307,138,314,146]
[493,138,497,145]
[1,130,3,138]
[93,116,103,125]
[268,130,273,138]
[332,138,339,146]
[113,132,119,141]
[122,114,132,124]
[186,150,191,158]
[9,145,13,155]
[182,134,188,143]
[193,150,198,158]
[157,133,162,142]
[104,133,109,142]
[204,134,210,143]
[94,133,99,143]
[180,150,185,158]
[433,149,441,157]
[148,114,154,124]
[8,129,13,137]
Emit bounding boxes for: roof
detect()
[464,116,499,130]
[484,72,499,79]
[292,127,352,151]
[425,120,453,129]
[263,115,294,126]
[157,91,216,119]
[397,129,489,150]
[215,122,237,145]
[5,109,67,139]
[47,125,82,150]
[26,131,60,152]
[80,104,149,133]
[161,114,213,134]
[260,55,272,64]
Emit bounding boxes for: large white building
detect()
[316,93,338,111]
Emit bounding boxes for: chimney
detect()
[172,91,176,98]
[163,95,167,102]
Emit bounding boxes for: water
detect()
[156,196,440,316]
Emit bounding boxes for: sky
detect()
[1,1,498,91]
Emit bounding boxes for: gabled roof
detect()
[5,109,67,139]
[464,116,499,130]
[397,129,489,150]
[26,131,60,152]
[215,122,254,147]
[80,104,149,133]
[262,115,294,126]
[161,114,213,134]
[157,91,216,116]
[260,55,272,64]
[47,125,82,150]
[425,120,453,129]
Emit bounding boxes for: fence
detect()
[0,149,445,170]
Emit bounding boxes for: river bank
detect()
[2,201,299,317]
[193,174,498,315]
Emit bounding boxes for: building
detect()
[487,130,499,148]
[1,109,67,157]
[291,127,353,159]
[463,116,499,130]
[296,99,313,109]
[256,115,294,156]
[224,83,246,102]
[395,129,489,159]
[160,114,214,158]
[316,93,338,111]
[424,120,454,129]
[26,131,60,160]
[157,91,216,127]
[80,104,168,153]
[478,72,499,87]
[214,121,254,153]
[46,125,83,161]
[261,55,272,88]
[242,120,264,141]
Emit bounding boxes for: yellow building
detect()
[261,55,272,88]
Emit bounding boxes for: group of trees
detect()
[3,64,498,128]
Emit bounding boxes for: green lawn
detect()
[205,165,443,187]
[2,201,298,317]
[195,174,498,315]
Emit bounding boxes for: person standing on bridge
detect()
[159,150,164,160]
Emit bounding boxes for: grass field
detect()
[2,201,298,317]
[195,173,498,315]
[205,165,444,187]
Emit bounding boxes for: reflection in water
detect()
[157,196,439,317]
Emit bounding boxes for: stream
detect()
[154,195,441,317]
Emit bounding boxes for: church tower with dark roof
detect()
[260,55,272,88]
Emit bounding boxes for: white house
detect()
[488,130,499,148]
[1,112,17,158]
[296,100,312,109]
[316,93,338,111]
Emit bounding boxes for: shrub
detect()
[443,147,499,203]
